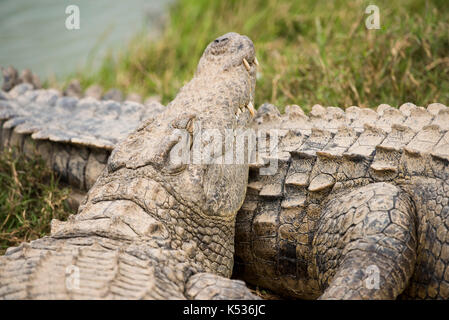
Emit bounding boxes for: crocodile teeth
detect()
[186,118,194,134]
[246,101,255,116]
[254,57,259,66]
[243,58,251,71]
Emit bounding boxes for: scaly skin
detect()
[2,68,449,300]
[0,32,260,300]
[234,102,449,299]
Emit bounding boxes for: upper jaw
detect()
[239,54,258,118]
[235,101,255,122]
[242,56,259,71]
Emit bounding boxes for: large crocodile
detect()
[234,102,449,299]
[2,67,449,299]
[0,32,260,300]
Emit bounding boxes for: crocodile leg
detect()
[185,273,260,300]
[314,183,417,299]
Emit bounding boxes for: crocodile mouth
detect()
[50,175,177,243]
[235,100,256,118]
[51,169,234,244]
[237,56,259,117]
[242,56,259,71]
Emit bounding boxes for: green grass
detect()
[62,0,449,112]
[0,148,73,255]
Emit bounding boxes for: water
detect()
[0,0,172,82]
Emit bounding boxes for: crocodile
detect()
[234,102,449,299]
[2,67,449,300]
[0,32,261,300]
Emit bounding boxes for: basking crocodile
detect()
[2,65,449,300]
[234,102,449,299]
[0,32,260,300]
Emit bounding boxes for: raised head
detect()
[197,32,257,74]
[107,33,258,222]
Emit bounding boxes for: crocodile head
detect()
[197,32,257,83]
[49,33,258,278]
[107,32,257,221]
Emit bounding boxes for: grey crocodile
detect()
[2,63,449,300]
[0,32,260,300]
[234,102,449,299]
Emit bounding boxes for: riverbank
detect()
[65,0,449,111]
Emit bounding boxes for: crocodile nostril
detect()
[210,35,233,55]
[214,37,229,44]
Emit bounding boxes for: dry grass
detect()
[0,148,73,255]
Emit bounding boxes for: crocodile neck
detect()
[52,166,236,278]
